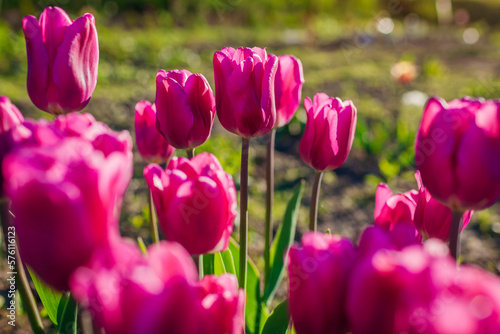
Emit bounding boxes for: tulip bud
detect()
[414,171,473,241]
[415,96,500,211]
[213,47,278,138]
[4,126,132,291]
[134,100,175,163]
[287,232,356,334]
[155,70,215,149]
[144,152,237,255]
[22,6,99,114]
[299,94,357,171]
[274,55,304,128]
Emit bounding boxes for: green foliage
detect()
[262,299,289,334]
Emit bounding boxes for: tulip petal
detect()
[184,74,215,148]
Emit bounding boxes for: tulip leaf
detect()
[220,249,236,275]
[28,267,63,326]
[214,252,226,275]
[56,294,78,334]
[203,253,215,276]
[228,238,268,334]
[262,299,290,334]
[264,181,304,306]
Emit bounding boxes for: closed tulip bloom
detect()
[213,47,278,138]
[22,6,98,114]
[274,55,304,128]
[0,96,24,131]
[414,171,473,241]
[4,135,132,291]
[415,96,500,211]
[134,100,175,163]
[155,70,215,149]
[144,152,237,255]
[300,94,357,171]
[288,232,356,334]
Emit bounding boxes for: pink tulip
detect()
[0,97,31,197]
[22,6,98,114]
[299,94,357,171]
[213,47,278,138]
[415,96,500,211]
[155,70,215,149]
[3,133,132,291]
[134,100,175,163]
[274,55,304,128]
[71,240,245,334]
[144,153,237,255]
[414,171,473,241]
[287,232,356,334]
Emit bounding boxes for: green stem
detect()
[264,128,275,286]
[187,148,195,159]
[198,254,204,279]
[239,138,250,290]
[449,210,463,262]
[148,190,160,244]
[1,200,45,334]
[309,171,324,232]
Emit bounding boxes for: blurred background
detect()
[1,0,500,323]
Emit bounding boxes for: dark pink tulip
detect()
[414,171,473,241]
[213,47,278,138]
[274,55,304,128]
[144,153,237,255]
[22,6,98,114]
[415,96,500,211]
[287,232,356,334]
[0,97,31,197]
[4,135,132,291]
[299,94,357,171]
[155,70,215,149]
[134,100,175,163]
[71,241,245,334]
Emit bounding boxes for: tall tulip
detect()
[144,153,237,255]
[4,131,132,291]
[288,232,356,334]
[22,6,99,114]
[299,93,357,231]
[155,70,215,152]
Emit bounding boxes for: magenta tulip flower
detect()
[415,96,500,211]
[274,55,304,128]
[134,100,175,163]
[4,135,132,291]
[71,240,245,334]
[155,70,215,150]
[300,94,357,172]
[144,153,237,255]
[414,171,473,241]
[287,232,356,334]
[0,96,24,131]
[22,6,98,114]
[213,47,278,138]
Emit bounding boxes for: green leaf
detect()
[214,252,226,275]
[203,253,215,276]
[28,268,63,326]
[228,238,268,334]
[262,299,290,334]
[220,249,236,275]
[56,294,78,334]
[264,181,304,306]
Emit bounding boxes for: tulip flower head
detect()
[274,55,304,128]
[300,94,357,172]
[144,153,237,255]
[155,70,215,149]
[213,47,278,138]
[22,6,99,114]
[415,97,500,211]
[134,100,175,163]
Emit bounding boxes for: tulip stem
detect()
[264,128,276,286]
[148,190,160,244]
[187,148,195,159]
[239,138,250,290]
[194,255,204,279]
[0,200,45,334]
[449,210,463,262]
[309,171,324,232]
